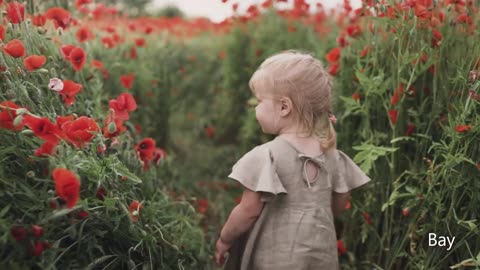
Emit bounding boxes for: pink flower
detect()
[48,78,64,91]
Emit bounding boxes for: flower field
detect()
[0,0,479,269]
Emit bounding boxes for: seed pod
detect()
[108,122,117,133]
[13,115,23,127]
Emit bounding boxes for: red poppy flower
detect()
[135,137,156,170]
[129,200,143,212]
[32,14,47,26]
[455,125,472,132]
[10,226,28,242]
[55,115,75,129]
[431,29,442,47]
[22,114,59,142]
[0,25,5,41]
[128,200,143,222]
[120,73,135,89]
[153,148,167,165]
[59,80,83,106]
[76,210,89,219]
[23,55,47,71]
[63,116,99,148]
[144,25,153,34]
[31,225,44,238]
[69,47,86,71]
[75,26,94,43]
[337,239,346,256]
[197,198,208,214]
[402,207,410,217]
[45,7,71,29]
[328,64,340,76]
[29,241,45,256]
[0,101,25,131]
[35,140,58,157]
[101,36,115,48]
[3,39,26,58]
[104,26,116,33]
[52,168,80,209]
[414,5,430,19]
[388,109,398,125]
[109,93,137,120]
[75,0,92,9]
[112,33,123,43]
[362,211,372,225]
[134,38,145,47]
[91,60,104,69]
[60,44,75,60]
[134,123,142,134]
[359,45,370,58]
[219,51,226,59]
[390,83,404,105]
[346,24,362,37]
[455,13,472,25]
[352,92,361,101]
[337,35,348,47]
[6,2,25,24]
[325,47,341,64]
[205,126,215,138]
[405,123,415,136]
[129,47,137,59]
[96,187,106,200]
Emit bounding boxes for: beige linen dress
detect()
[223,136,371,270]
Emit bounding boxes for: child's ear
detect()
[279,97,292,117]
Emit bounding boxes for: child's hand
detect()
[214,237,232,267]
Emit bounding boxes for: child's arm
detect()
[219,189,264,244]
[331,191,350,217]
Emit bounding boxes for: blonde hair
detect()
[249,50,337,152]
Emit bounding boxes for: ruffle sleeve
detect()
[228,146,288,196]
[332,150,371,193]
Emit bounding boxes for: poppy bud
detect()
[20,129,33,135]
[108,122,117,133]
[13,115,23,127]
[15,108,28,115]
[37,28,48,35]
[48,67,57,76]
[29,241,45,256]
[26,171,35,178]
[37,68,49,74]
[11,226,28,242]
[31,225,44,238]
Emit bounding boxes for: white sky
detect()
[148,0,362,22]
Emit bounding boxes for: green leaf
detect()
[0,205,10,218]
[352,143,399,174]
[114,164,142,183]
[457,219,478,232]
[390,136,415,144]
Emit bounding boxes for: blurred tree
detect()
[152,4,185,18]
[104,0,153,16]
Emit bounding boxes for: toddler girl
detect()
[215,50,371,270]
